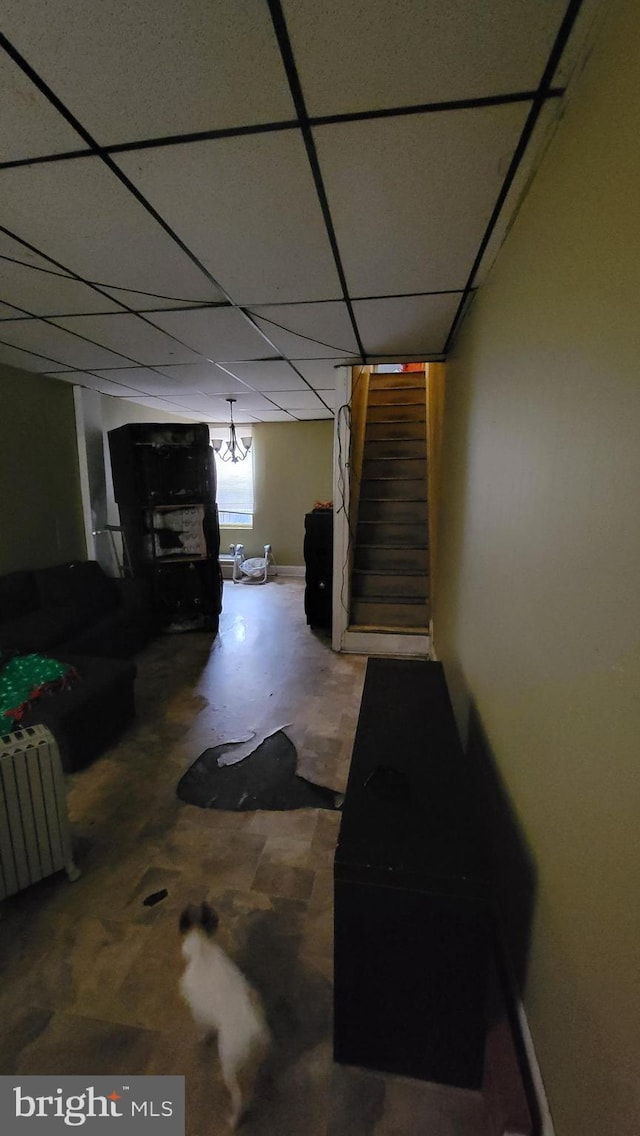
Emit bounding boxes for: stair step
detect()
[369,373,425,390]
[367,404,427,423]
[358,499,427,524]
[368,389,426,407]
[360,477,426,502]
[363,457,426,480]
[365,421,426,442]
[357,521,429,547]
[355,545,430,573]
[352,570,429,599]
[365,438,427,461]
[351,597,431,629]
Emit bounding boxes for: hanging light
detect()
[212,398,253,463]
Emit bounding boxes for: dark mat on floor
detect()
[177,729,341,811]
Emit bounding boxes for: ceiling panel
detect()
[0,0,294,146]
[49,371,144,397]
[0,157,225,300]
[153,363,251,395]
[89,367,213,397]
[0,258,123,316]
[291,359,344,387]
[52,313,204,366]
[100,288,216,311]
[226,392,280,414]
[284,0,567,116]
[290,408,333,420]
[249,409,296,421]
[214,360,309,391]
[119,393,209,420]
[116,133,341,304]
[0,339,67,373]
[0,56,85,163]
[472,101,563,287]
[145,307,276,361]
[353,293,462,356]
[247,301,360,359]
[0,318,133,370]
[315,102,530,296]
[0,231,70,274]
[0,302,26,318]
[270,389,327,411]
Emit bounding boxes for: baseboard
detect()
[512,996,556,1136]
[488,935,556,1136]
[220,560,304,580]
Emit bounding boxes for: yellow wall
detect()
[0,366,85,574]
[222,420,333,565]
[435,3,640,1134]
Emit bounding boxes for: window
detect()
[214,448,255,527]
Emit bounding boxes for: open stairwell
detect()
[350,371,430,636]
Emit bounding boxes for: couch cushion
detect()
[0,571,38,623]
[35,560,119,616]
[0,605,90,653]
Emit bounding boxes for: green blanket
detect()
[0,653,77,726]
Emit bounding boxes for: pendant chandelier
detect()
[212,398,253,463]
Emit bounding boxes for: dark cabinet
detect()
[334,658,491,1089]
[108,423,222,632]
[304,509,333,629]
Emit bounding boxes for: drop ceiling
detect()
[0,1,603,423]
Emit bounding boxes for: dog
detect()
[179,902,271,1129]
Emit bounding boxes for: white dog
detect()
[179,902,271,1129]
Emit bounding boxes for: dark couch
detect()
[0,560,158,771]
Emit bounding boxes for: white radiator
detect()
[0,724,80,900]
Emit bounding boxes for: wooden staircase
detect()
[350,371,430,633]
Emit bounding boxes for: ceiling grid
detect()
[0,0,600,421]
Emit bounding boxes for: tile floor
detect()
[0,578,490,1135]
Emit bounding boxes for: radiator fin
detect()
[0,725,79,900]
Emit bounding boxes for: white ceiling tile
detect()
[315,102,530,296]
[0,157,224,300]
[116,133,341,304]
[0,339,66,372]
[0,318,132,370]
[0,302,25,318]
[52,313,204,366]
[153,364,251,396]
[472,101,563,288]
[284,0,568,116]
[49,370,142,397]
[250,409,296,421]
[100,289,215,311]
[145,307,275,361]
[226,393,278,413]
[290,359,345,387]
[270,389,326,411]
[215,360,308,391]
[0,57,85,162]
[247,301,359,358]
[353,293,461,356]
[289,408,334,420]
[0,231,68,274]
[1,1,294,146]
[553,0,607,86]
[0,257,123,316]
[120,394,209,420]
[90,367,210,398]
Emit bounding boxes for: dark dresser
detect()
[334,657,492,1089]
